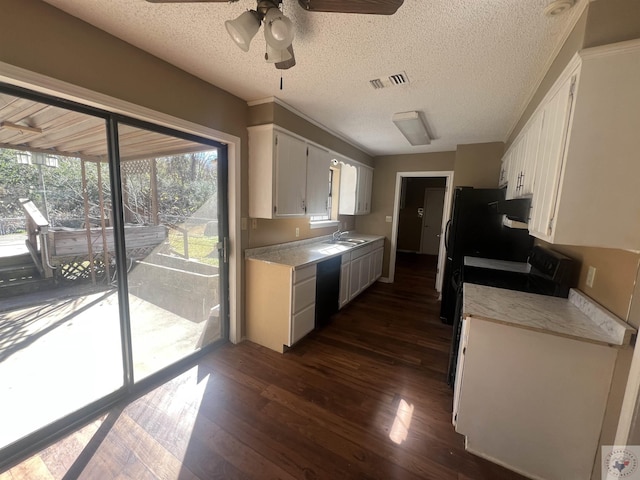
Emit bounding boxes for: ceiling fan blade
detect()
[275,45,296,70]
[145,0,231,3]
[297,0,403,15]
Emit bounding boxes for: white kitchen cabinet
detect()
[245,259,317,352]
[348,255,362,301]
[248,124,331,219]
[306,144,332,216]
[454,316,617,480]
[339,252,351,309]
[346,239,384,302]
[526,41,640,249]
[372,245,384,282]
[338,161,373,216]
[504,109,543,201]
[356,166,373,214]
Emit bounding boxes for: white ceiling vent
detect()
[369,72,410,89]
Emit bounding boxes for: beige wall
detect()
[356,152,455,276]
[0,0,247,140]
[453,142,504,188]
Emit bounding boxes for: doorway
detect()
[389,171,454,293]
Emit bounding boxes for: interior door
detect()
[420,188,445,254]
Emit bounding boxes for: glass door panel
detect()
[116,123,224,381]
[0,94,123,449]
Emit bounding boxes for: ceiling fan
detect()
[145,0,405,69]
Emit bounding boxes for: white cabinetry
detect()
[454,317,617,480]
[248,125,331,219]
[338,162,373,216]
[339,252,351,309]
[510,41,640,249]
[504,110,543,201]
[346,239,384,302]
[306,144,332,216]
[246,260,316,352]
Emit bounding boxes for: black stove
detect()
[446,246,576,386]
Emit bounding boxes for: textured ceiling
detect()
[42,0,587,156]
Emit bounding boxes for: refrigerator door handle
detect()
[444,219,452,252]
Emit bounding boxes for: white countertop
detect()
[463,283,635,347]
[245,233,384,268]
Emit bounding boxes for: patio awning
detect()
[0,92,215,162]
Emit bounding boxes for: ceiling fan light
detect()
[264,8,294,50]
[225,10,261,52]
[265,43,293,63]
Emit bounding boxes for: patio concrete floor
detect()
[0,285,221,450]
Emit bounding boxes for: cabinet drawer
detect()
[351,243,373,260]
[293,277,315,313]
[293,264,316,284]
[291,303,315,345]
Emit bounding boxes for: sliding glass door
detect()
[0,86,228,466]
[115,122,226,381]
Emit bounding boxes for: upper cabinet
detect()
[248,125,330,219]
[502,40,640,250]
[338,161,373,216]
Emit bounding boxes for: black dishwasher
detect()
[315,256,341,328]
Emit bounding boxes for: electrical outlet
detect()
[251,218,258,230]
[385,216,393,223]
[295,227,300,238]
[586,266,596,288]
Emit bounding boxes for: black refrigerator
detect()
[439,187,533,325]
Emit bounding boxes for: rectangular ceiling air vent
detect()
[369,71,410,90]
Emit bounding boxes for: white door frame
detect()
[0,60,242,343]
[389,171,454,293]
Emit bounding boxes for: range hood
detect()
[489,197,532,224]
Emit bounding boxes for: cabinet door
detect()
[338,162,358,215]
[339,258,350,309]
[498,153,509,188]
[360,253,372,290]
[372,248,383,281]
[349,256,362,300]
[290,303,315,345]
[529,75,575,240]
[505,138,523,199]
[306,144,331,216]
[356,166,373,214]
[520,111,544,197]
[275,132,307,216]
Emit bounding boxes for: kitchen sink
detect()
[341,238,367,244]
[323,239,365,247]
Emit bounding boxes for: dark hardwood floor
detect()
[0,252,526,480]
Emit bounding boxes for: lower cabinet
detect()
[345,239,384,305]
[454,317,617,480]
[246,260,316,353]
[339,253,351,309]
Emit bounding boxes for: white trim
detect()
[247,96,375,157]
[504,0,589,142]
[0,61,243,344]
[388,171,454,293]
[580,37,640,59]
